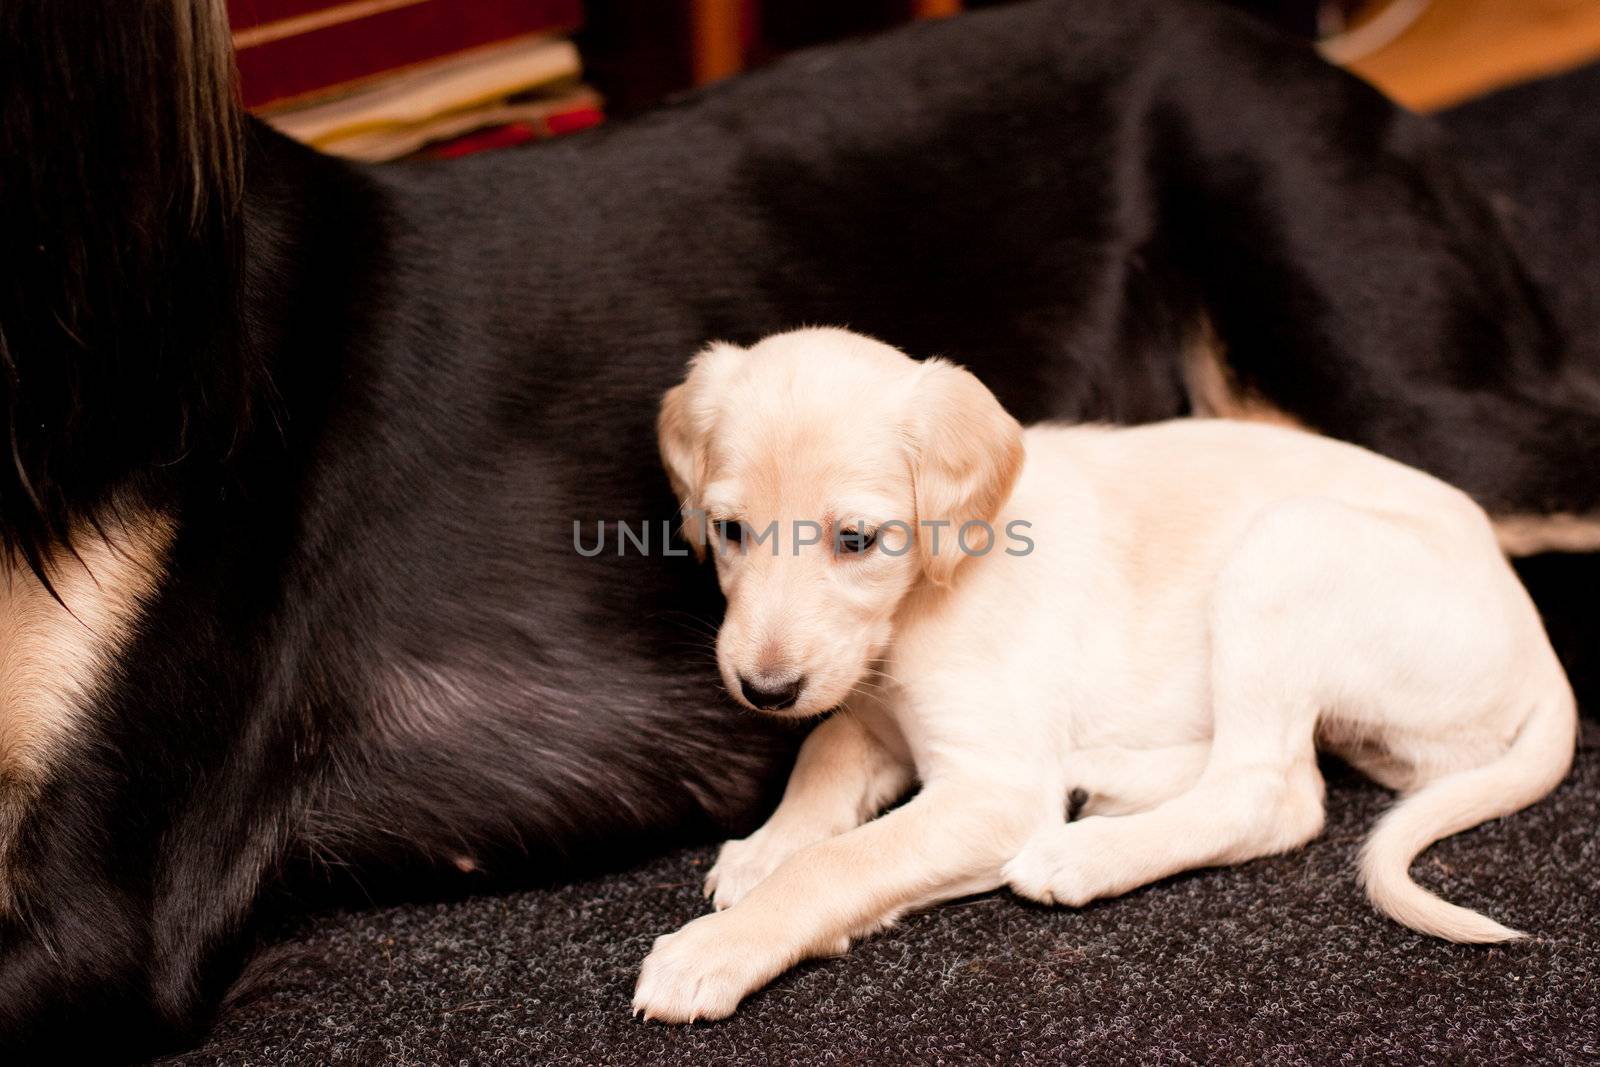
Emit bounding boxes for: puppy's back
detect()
[1025,418,1490,545]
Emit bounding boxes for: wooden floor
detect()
[1341,0,1600,111]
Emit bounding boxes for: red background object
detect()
[229,0,583,109]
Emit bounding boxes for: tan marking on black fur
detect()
[1491,513,1600,557]
[1183,321,1307,430]
[0,511,173,912]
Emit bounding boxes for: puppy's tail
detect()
[1359,675,1576,942]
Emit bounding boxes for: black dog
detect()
[0,0,1595,1057]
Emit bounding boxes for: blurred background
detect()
[226,0,1600,161]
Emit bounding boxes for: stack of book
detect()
[229,0,602,161]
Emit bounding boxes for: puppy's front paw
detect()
[704,828,814,910]
[1003,818,1131,908]
[632,912,779,1023]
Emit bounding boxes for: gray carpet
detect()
[164,61,1600,1067]
[169,731,1598,1066]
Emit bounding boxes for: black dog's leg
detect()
[0,741,286,1060]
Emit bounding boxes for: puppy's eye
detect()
[836,525,878,556]
[715,519,744,545]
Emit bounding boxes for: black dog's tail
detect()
[0,1,247,581]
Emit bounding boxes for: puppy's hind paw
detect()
[1003,821,1125,909]
[1003,840,1071,907]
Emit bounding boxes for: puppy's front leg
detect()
[706,711,913,909]
[635,781,1032,1023]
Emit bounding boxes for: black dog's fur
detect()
[1,0,1596,1057]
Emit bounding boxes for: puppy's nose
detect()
[739,673,803,711]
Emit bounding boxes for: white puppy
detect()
[635,327,1575,1023]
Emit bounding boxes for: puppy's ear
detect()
[658,341,743,559]
[906,359,1024,586]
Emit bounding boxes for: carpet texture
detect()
[170,738,1598,1065]
[162,61,1600,1067]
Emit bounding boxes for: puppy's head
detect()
[659,327,1023,717]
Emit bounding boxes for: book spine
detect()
[231,0,583,109]
[227,0,421,33]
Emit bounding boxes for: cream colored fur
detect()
[637,328,1576,1023]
